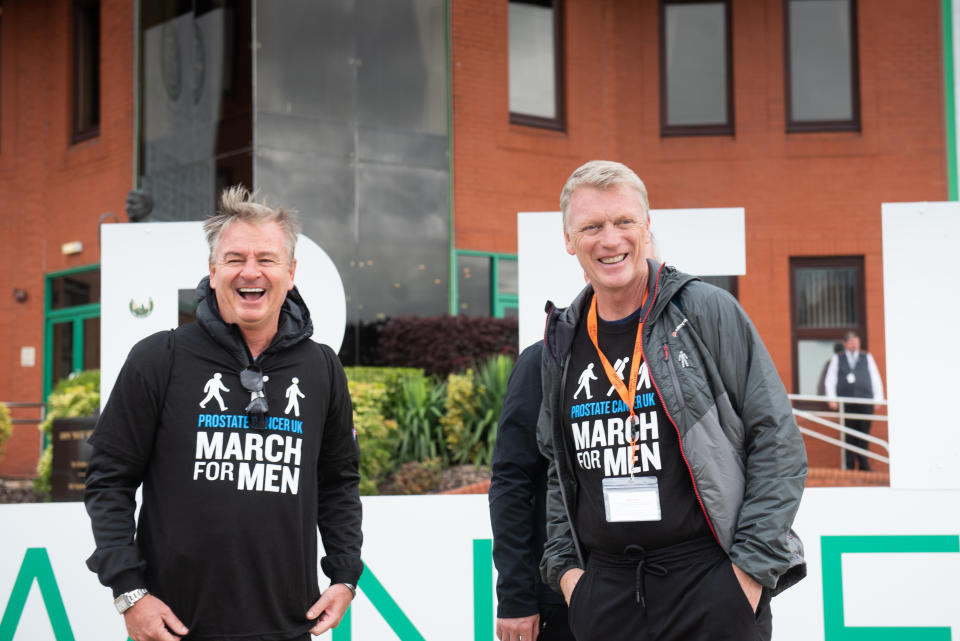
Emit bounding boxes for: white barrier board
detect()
[517,208,745,350]
[3,490,959,641]
[881,202,960,490]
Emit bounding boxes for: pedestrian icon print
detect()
[200,373,230,411]
[285,377,305,416]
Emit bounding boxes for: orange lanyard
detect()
[586,290,648,476]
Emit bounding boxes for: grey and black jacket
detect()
[537,260,807,595]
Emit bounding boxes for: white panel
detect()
[517,212,586,350]
[881,202,960,489]
[518,208,746,350]
[3,490,960,640]
[774,487,960,640]
[100,223,346,406]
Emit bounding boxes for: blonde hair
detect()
[559,160,650,230]
[203,186,301,264]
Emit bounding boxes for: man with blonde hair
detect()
[85,187,362,641]
[537,160,806,640]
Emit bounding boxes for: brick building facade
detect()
[451,0,948,472]
[0,0,948,477]
[0,0,134,477]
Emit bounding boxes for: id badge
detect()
[601,476,662,522]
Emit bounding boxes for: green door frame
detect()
[453,250,519,318]
[43,265,101,400]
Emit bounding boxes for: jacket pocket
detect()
[566,566,591,637]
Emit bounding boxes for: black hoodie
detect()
[85,277,363,641]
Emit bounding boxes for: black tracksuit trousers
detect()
[566,537,772,641]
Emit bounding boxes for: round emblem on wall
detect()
[129,298,155,319]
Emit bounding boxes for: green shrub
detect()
[0,402,12,461]
[349,380,399,495]
[440,371,481,464]
[392,373,447,464]
[34,370,101,498]
[441,354,514,466]
[34,447,53,498]
[469,353,514,464]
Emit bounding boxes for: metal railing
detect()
[1,401,44,425]
[787,394,888,469]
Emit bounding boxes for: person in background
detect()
[824,330,885,471]
[490,342,575,641]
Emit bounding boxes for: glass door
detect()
[43,266,101,399]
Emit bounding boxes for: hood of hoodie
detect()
[194,276,314,367]
[543,259,698,364]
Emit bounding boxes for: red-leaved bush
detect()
[378,316,518,376]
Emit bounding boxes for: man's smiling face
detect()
[209,220,296,335]
[564,184,651,302]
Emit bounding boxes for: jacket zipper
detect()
[648,342,722,549]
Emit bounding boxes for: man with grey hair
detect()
[85,187,362,641]
[538,160,806,640]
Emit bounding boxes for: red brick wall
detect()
[452,0,945,468]
[0,0,133,477]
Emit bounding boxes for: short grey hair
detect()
[559,160,650,230]
[203,186,302,265]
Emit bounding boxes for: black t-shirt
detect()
[562,301,711,555]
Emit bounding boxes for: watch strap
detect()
[114,588,149,614]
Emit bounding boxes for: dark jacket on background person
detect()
[489,342,562,618]
[537,260,807,595]
[85,277,363,641]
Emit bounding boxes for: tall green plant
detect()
[442,354,514,466]
[392,373,447,464]
[440,371,479,464]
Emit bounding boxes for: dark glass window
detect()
[660,0,732,136]
[138,0,253,221]
[785,0,859,131]
[49,269,100,310]
[497,258,518,296]
[509,0,564,129]
[457,254,492,317]
[699,275,738,299]
[82,317,100,370]
[790,256,865,394]
[456,252,518,318]
[72,0,100,142]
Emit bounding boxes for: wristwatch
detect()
[339,582,357,599]
[114,588,149,614]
